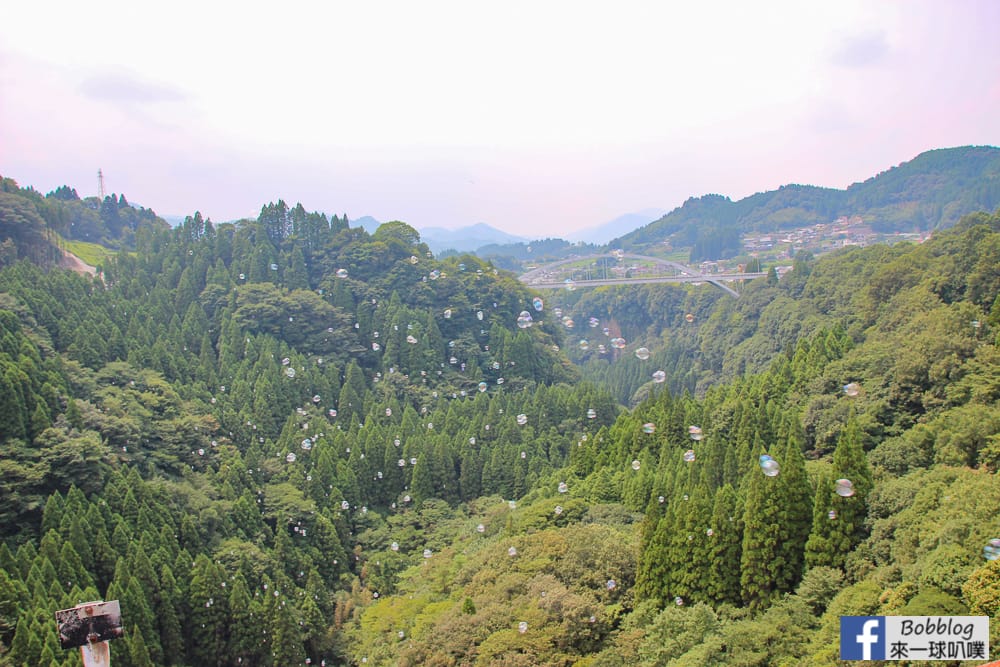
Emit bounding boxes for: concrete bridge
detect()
[518,253,766,297]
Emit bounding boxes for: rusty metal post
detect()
[55,600,123,667]
[80,639,112,667]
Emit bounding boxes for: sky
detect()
[2,1,999,238]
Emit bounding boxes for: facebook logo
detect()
[841,616,885,660]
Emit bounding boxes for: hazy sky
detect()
[2,1,999,238]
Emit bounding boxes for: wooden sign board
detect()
[55,600,124,650]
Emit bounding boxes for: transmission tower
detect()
[98,169,106,200]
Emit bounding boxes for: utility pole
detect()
[98,169,106,200]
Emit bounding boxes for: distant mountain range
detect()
[348,217,529,254]
[617,145,1000,253]
[566,209,667,245]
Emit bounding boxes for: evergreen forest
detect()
[0,174,999,666]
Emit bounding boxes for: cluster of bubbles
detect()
[759,454,780,477]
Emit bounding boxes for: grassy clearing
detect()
[63,240,117,268]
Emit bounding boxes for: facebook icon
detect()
[841,616,886,660]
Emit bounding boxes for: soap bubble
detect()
[329,409,337,417]
[516,414,528,426]
[476,310,484,321]
[588,317,600,328]
[429,270,440,280]
[685,313,695,323]
[238,273,245,280]
[390,541,399,551]
[477,381,488,392]
[508,500,517,509]
[372,342,381,351]
[282,357,291,366]
[301,438,312,450]
[652,370,666,383]
[983,538,1000,560]
[759,454,780,477]
[508,546,517,557]
[611,337,627,349]
[270,263,278,271]
[642,423,656,434]
[587,408,597,419]
[579,339,590,351]
[827,510,837,520]
[516,311,533,328]
[564,279,576,291]
[674,596,684,606]
[606,579,616,590]
[423,549,432,559]
[532,297,544,311]
[688,425,703,440]
[631,459,641,471]
[635,347,651,361]
[843,382,861,397]
[554,505,563,515]
[286,453,297,463]
[518,621,528,634]
[683,450,696,462]
[285,367,296,378]
[497,377,504,385]
[476,523,485,533]
[597,344,607,354]
[410,255,419,264]
[562,317,575,328]
[443,309,452,319]
[312,394,321,403]
[558,481,568,493]
[706,528,714,537]
[834,479,855,497]
[336,268,348,278]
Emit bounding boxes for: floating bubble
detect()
[983,538,1000,560]
[476,310,484,321]
[759,454,780,477]
[843,382,861,397]
[685,313,695,323]
[706,528,714,537]
[674,597,684,606]
[508,546,517,557]
[282,357,291,366]
[683,449,696,462]
[385,408,392,416]
[520,451,526,459]
[558,481,568,493]
[469,437,476,445]
[197,448,205,456]
[406,335,418,344]
[238,273,245,280]
[329,409,337,417]
[516,414,528,426]
[562,317,575,328]
[688,425,703,441]
[429,270,440,280]
[516,311,533,328]
[532,297,544,311]
[634,347,651,361]
[563,279,576,291]
[443,309,452,319]
[497,377,504,385]
[409,255,419,264]
[602,327,611,337]
[652,370,666,383]
[285,367,296,378]
[403,494,411,502]
[658,495,665,503]
[597,344,608,355]
[631,459,641,471]
[554,505,563,515]
[390,541,399,551]
[311,394,320,403]
[587,408,597,419]
[477,381,488,393]
[336,268,348,278]
[286,453,297,463]
[508,500,517,509]
[579,339,590,351]
[398,459,405,467]
[606,579,616,590]
[476,523,486,533]
[588,317,600,328]
[423,549,432,559]
[834,479,855,497]
[518,621,528,634]
[827,510,837,520]
[642,423,656,434]
[301,438,312,450]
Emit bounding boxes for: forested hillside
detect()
[0,173,998,666]
[618,146,1000,256]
